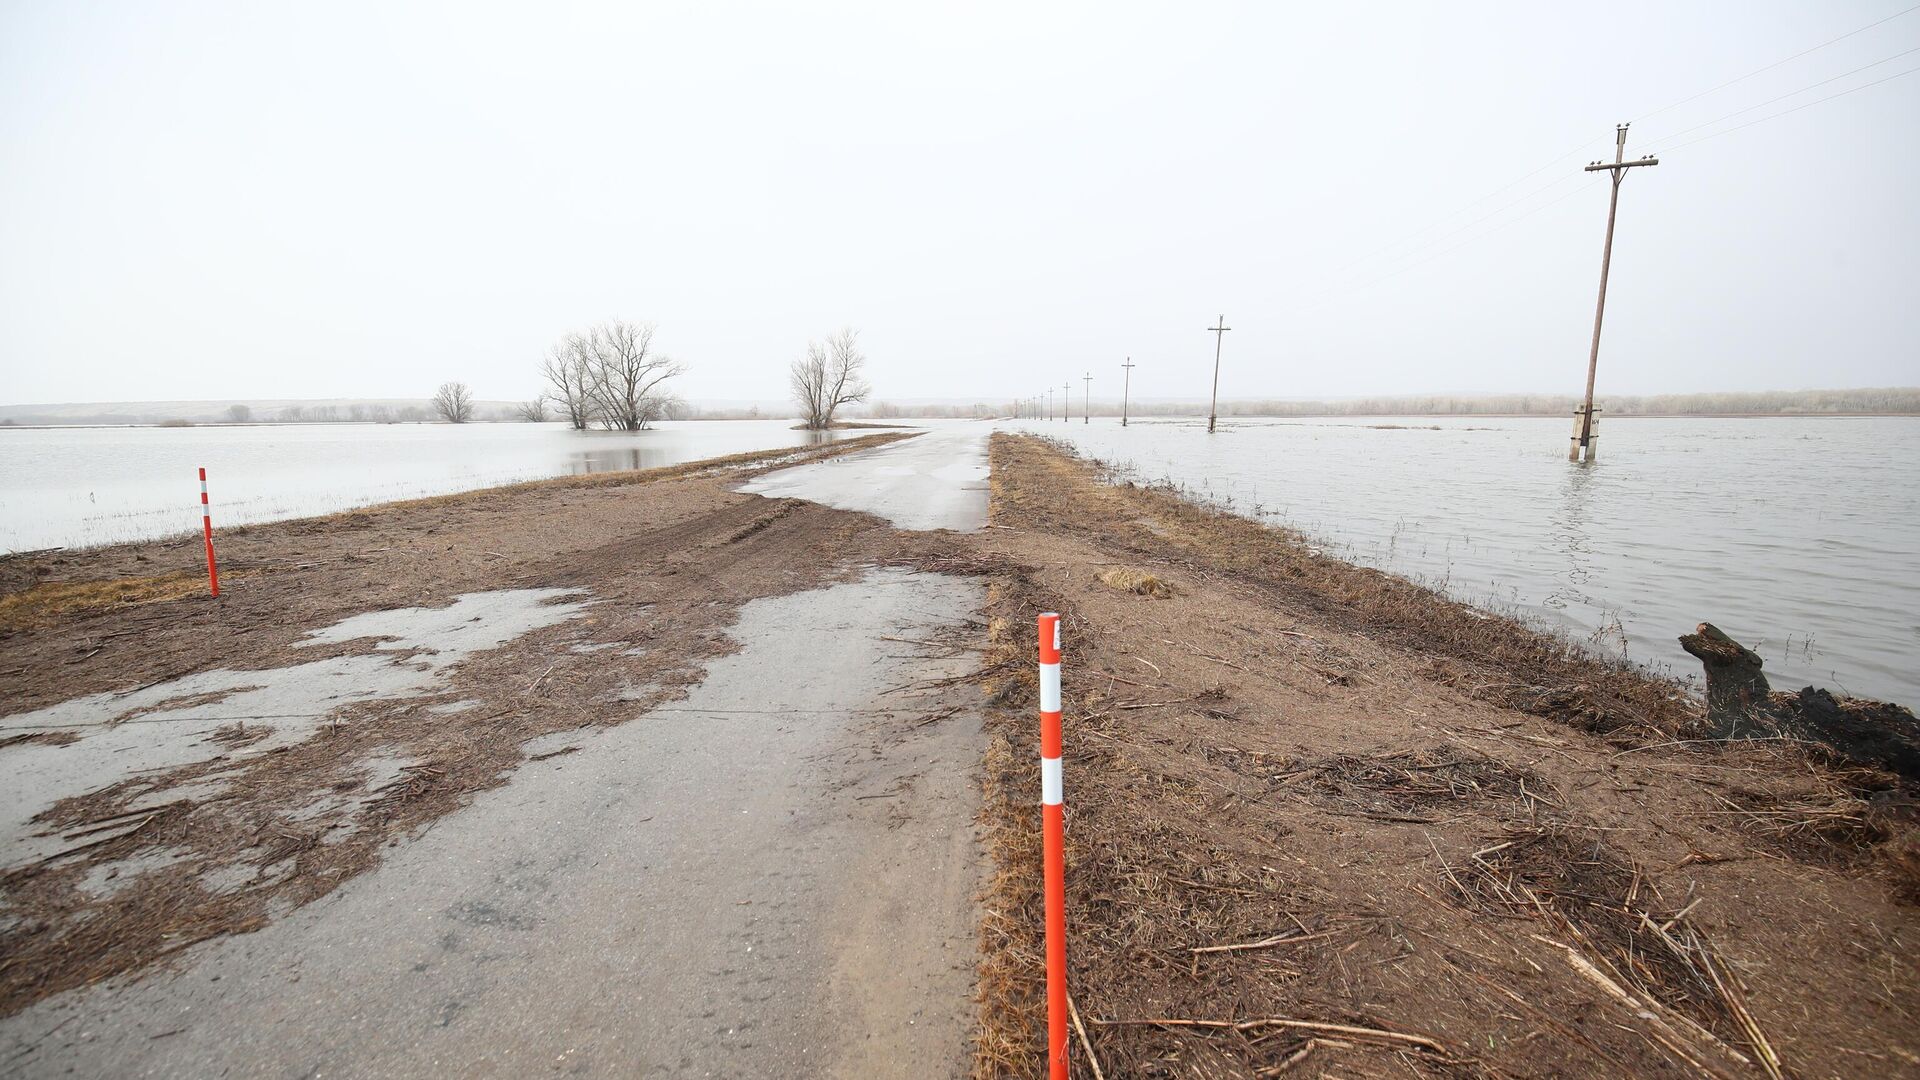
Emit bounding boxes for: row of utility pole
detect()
[1009,125,1655,462]
[1012,315,1232,430]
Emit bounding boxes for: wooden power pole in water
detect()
[1206,315,1230,433]
[1082,372,1092,423]
[1571,124,1658,462]
[1046,388,1053,421]
[1121,357,1135,427]
[1064,381,1072,422]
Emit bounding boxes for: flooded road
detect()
[1012,415,1920,703]
[741,422,990,531]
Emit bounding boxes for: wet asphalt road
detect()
[4,430,997,1078]
[2,572,984,1079]
[739,424,990,532]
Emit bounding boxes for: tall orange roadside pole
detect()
[1037,612,1068,1078]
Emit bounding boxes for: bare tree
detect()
[539,341,597,429]
[515,397,549,422]
[789,327,870,430]
[433,381,476,424]
[579,321,684,431]
[225,403,252,423]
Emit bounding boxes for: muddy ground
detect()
[971,434,1918,1079]
[2,428,1915,1078]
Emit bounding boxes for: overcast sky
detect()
[2,1,1916,406]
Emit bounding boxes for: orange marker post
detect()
[199,467,220,597]
[1037,612,1068,1078]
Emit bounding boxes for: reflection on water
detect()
[567,428,837,474]
[1545,464,1594,610]
[0,420,850,554]
[1013,415,1920,705]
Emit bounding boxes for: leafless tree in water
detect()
[515,398,549,422]
[537,321,684,430]
[790,327,870,430]
[539,340,596,429]
[432,381,475,423]
[580,321,684,430]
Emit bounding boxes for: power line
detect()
[1319,178,1604,306]
[1295,169,1590,307]
[1275,10,1920,325]
[1646,44,1920,147]
[1321,136,1607,280]
[1632,1,1920,124]
[1657,63,1920,154]
[1319,7,1919,294]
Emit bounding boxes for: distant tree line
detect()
[276,402,435,423]
[1008,387,1920,419]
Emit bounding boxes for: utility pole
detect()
[1206,315,1230,434]
[1046,388,1053,422]
[1063,381,1071,423]
[1082,372,1092,423]
[1571,124,1658,462]
[1120,357,1135,427]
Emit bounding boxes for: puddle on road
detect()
[0,589,590,869]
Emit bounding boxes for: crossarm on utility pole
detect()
[1585,157,1659,172]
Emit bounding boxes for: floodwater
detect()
[0,588,589,869]
[1007,416,1920,705]
[0,420,840,552]
[741,421,991,531]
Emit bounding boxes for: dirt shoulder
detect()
[966,433,1917,1079]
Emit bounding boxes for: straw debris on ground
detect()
[967,432,1918,1079]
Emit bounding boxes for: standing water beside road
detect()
[0,420,852,553]
[1006,415,1920,704]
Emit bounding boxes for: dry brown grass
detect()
[1094,567,1172,598]
[1440,825,1782,1076]
[0,570,227,629]
[997,432,1694,743]
[967,433,1920,1079]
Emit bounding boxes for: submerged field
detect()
[1010,415,1920,704]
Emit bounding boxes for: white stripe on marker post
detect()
[199,467,220,597]
[1037,612,1068,1079]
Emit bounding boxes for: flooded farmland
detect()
[1007,415,1920,704]
[0,420,842,553]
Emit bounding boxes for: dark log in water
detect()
[1680,622,1920,779]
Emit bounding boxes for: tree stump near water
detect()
[1679,622,1920,779]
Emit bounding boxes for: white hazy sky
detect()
[2,1,1917,406]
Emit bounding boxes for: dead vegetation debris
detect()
[0,433,933,1018]
[1439,825,1783,1077]
[1285,748,1559,823]
[970,433,1919,1080]
[1094,567,1173,599]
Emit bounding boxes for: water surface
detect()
[1007,416,1919,704]
[0,421,839,552]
